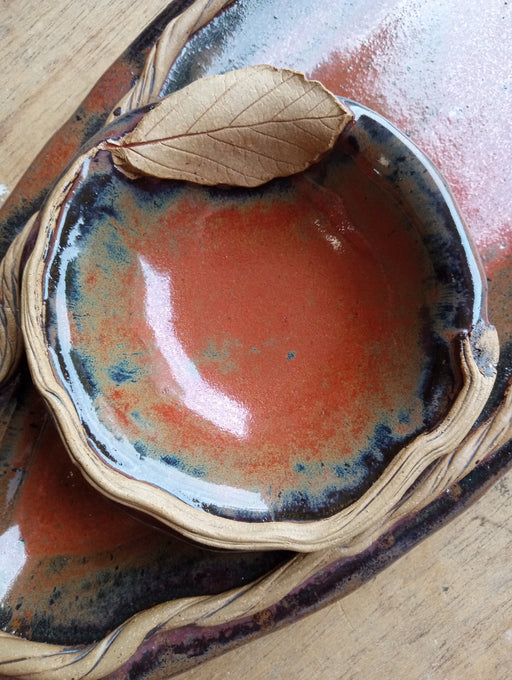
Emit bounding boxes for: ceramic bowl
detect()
[21,98,497,551]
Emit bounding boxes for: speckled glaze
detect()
[0,0,511,676]
[38,99,483,525]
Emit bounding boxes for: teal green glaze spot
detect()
[162,454,207,479]
[104,230,131,265]
[286,351,296,361]
[200,337,240,373]
[108,359,139,385]
[134,441,148,460]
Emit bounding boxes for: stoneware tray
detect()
[0,1,511,678]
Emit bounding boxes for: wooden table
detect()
[1,3,511,679]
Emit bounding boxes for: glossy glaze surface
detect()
[39,100,483,522]
[162,0,512,418]
[0,364,288,645]
[0,0,510,674]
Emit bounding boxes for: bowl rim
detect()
[21,99,499,552]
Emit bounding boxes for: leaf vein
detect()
[186,74,242,133]
[250,125,323,149]
[130,144,264,182]
[203,132,298,165]
[229,69,297,124]
[267,81,318,120]
[123,115,342,149]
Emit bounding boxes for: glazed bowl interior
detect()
[22,99,492,549]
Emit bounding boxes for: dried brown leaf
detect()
[110,65,353,187]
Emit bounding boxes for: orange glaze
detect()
[10,386,150,558]
[137,177,424,461]
[2,0,506,649]
[62,150,435,513]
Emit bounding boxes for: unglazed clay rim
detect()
[21,99,499,552]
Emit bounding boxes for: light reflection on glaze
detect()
[346,100,483,327]
[37,0,496,523]
[0,377,279,643]
[0,526,26,601]
[44,138,460,521]
[140,256,250,439]
[52,250,267,511]
[163,0,402,94]
[50,227,267,513]
[50,218,136,464]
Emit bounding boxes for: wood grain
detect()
[1,2,511,679]
[0,0,169,206]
